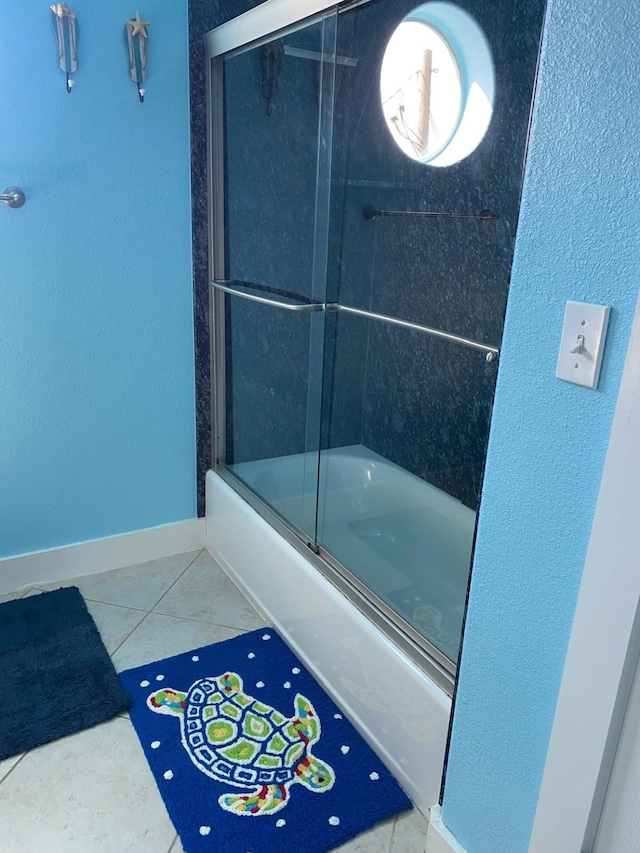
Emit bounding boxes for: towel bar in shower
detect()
[362,204,498,221]
[211,279,499,360]
[330,304,499,360]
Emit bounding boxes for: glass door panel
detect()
[215,13,337,542]
[317,0,545,665]
[318,311,495,662]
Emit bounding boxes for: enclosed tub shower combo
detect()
[203,0,545,807]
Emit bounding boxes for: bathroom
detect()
[1,1,639,852]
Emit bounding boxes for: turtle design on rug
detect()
[147,671,335,816]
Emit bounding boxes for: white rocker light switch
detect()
[556,301,610,389]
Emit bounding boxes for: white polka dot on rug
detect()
[199,826,211,836]
[341,745,350,754]
[151,741,161,750]
[248,652,255,659]
[155,674,164,682]
[140,680,150,687]
[334,713,342,719]
[262,633,271,640]
[276,819,286,828]
[191,655,199,662]
[291,667,300,674]
[256,681,265,688]
[329,816,340,826]
[283,681,291,689]
[163,770,173,780]
[369,772,380,781]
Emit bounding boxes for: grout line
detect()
[109,609,153,658]
[0,752,28,786]
[389,813,399,852]
[83,598,151,614]
[150,601,265,633]
[106,549,208,659]
[167,834,180,853]
[125,604,262,636]
[148,548,204,613]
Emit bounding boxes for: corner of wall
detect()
[427,805,467,853]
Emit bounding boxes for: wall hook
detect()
[1,187,26,209]
[126,12,150,103]
[51,4,78,93]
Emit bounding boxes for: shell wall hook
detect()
[51,3,77,93]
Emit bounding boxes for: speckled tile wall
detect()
[323,0,545,508]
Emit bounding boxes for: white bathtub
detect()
[206,444,458,812]
[233,445,475,660]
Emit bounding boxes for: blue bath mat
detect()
[120,629,412,853]
[0,586,132,761]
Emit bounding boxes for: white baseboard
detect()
[0,518,206,594]
[427,806,467,853]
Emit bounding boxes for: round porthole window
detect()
[380,2,495,166]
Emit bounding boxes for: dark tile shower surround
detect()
[190,0,545,514]
[189,0,265,515]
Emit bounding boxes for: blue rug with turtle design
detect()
[120,628,412,853]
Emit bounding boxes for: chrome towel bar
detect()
[211,280,323,312]
[211,280,499,360]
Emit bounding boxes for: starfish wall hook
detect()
[126,11,151,102]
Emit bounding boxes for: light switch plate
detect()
[556,301,610,389]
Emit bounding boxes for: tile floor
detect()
[0,549,428,853]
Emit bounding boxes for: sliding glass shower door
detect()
[209,0,545,684]
[211,13,337,544]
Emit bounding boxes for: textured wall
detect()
[0,2,195,558]
[441,0,640,850]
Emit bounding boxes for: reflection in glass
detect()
[380,1,495,166]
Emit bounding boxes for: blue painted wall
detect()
[0,1,194,559]
[442,0,640,850]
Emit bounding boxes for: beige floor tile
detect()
[111,611,244,672]
[0,753,23,783]
[37,551,202,611]
[391,805,428,852]
[152,550,266,631]
[334,817,395,852]
[85,600,147,655]
[0,717,175,853]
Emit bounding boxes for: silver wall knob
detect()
[1,187,26,208]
